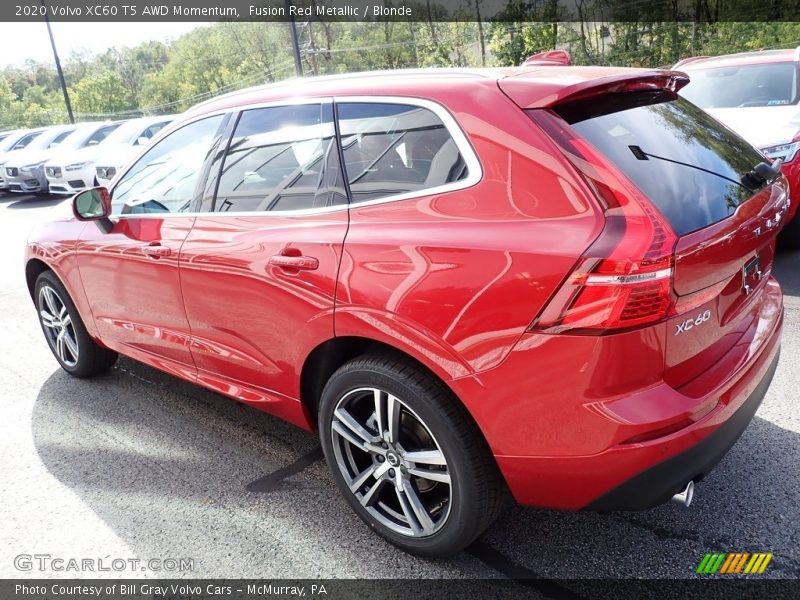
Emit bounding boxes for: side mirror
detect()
[135,136,149,146]
[73,187,112,221]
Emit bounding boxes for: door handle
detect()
[269,253,319,271]
[141,244,171,258]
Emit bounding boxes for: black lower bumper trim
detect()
[587,347,780,511]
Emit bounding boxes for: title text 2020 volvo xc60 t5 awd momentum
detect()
[26,67,785,556]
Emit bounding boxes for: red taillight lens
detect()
[529,110,679,334]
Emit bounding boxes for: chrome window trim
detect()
[111,95,482,220]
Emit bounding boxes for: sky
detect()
[0,22,209,68]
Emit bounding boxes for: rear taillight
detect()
[529,110,679,334]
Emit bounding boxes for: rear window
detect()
[680,62,798,108]
[555,94,765,236]
[337,102,469,203]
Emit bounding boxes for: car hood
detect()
[706,106,800,149]
[0,147,28,166]
[46,144,106,167]
[5,147,60,168]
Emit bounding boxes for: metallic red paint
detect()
[25,67,785,512]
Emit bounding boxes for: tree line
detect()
[3,18,800,129]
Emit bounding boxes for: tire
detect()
[318,353,505,557]
[35,270,118,378]
[778,212,800,250]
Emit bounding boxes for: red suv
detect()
[26,67,785,556]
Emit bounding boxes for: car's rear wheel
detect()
[319,353,504,557]
[35,270,118,377]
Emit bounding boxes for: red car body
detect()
[26,66,784,512]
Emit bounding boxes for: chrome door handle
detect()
[269,254,319,271]
[142,244,171,258]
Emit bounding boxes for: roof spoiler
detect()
[522,50,572,66]
[501,70,690,109]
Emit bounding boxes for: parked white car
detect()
[94,115,174,187]
[42,122,124,195]
[676,48,800,246]
[3,125,81,194]
[0,129,45,190]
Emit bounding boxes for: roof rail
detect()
[522,50,572,66]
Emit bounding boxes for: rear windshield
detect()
[556,94,765,236]
[680,62,798,108]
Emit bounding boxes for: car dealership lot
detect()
[1,193,798,582]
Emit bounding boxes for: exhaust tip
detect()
[671,480,694,507]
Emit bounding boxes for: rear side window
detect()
[681,62,799,108]
[555,94,765,235]
[337,102,469,203]
[212,103,345,212]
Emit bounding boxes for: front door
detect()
[77,114,228,378]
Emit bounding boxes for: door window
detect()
[210,103,345,212]
[336,102,469,204]
[112,115,224,215]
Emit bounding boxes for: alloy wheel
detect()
[38,285,79,368]
[330,387,452,537]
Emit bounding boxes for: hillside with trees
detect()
[3,19,800,129]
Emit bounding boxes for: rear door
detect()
[542,88,787,391]
[179,100,349,411]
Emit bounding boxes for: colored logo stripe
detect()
[697,552,772,574]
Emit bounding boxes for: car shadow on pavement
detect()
[30,360,800,579]
[5,195,67,209]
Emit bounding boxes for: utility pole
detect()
[285,0,303,77]
[40,0,74,124]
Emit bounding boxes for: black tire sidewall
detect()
[319,362,487,557]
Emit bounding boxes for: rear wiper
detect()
[628,145,750,190]
[741,159,782,190]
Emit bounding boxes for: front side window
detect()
[212,103,343,212]
[112,115,224,215]
[337,102,469,204]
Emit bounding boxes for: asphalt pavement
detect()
[0,192,798,584]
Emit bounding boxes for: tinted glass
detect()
[112,115,224,215]
[337,103,468,203]
[681,62,798,108]
[560,95,765,235]
[213,104,343,212]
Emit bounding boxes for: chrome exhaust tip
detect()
[671,481,694,507]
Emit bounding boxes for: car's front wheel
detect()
[319,353,504,557]
[35,270,118,377]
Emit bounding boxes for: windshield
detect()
[24,128,76,151]
[681,62,799,108]
[103,118,170,145]
[2,131,38,152]
[57,123,121,150]
[556,94,765,236]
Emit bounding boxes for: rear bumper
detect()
[587,345,779,510]
[450,278,783,510]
